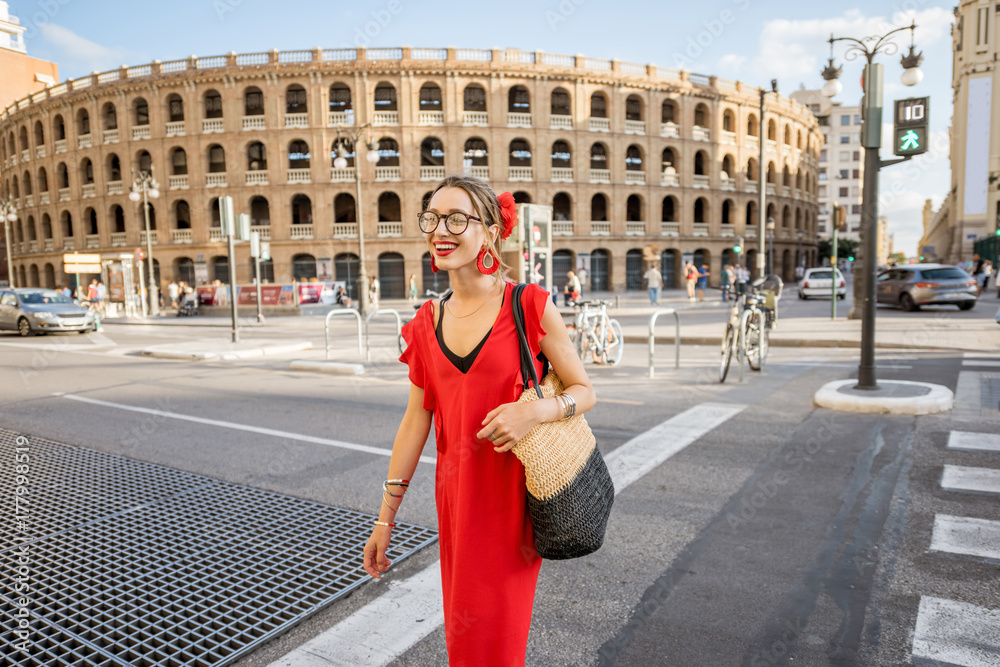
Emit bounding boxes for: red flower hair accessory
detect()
[497,191,517,240]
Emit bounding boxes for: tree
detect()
[887,252,907,265]
[818,237,860,262]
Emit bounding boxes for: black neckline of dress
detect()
[435,287,506,374]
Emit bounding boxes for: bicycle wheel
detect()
[719,323,736,382]
[746,309,764,371]
[605,320,624,365]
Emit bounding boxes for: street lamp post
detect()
[129,169,160,316]
[820,22,923,390]
[765,218,775,275]
[0,197,16,288]
[333,124,381,316]
[758,79,778,280]
[796,227,804,274]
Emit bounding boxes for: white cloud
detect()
[38,24,146,75]
[716,53,747,76]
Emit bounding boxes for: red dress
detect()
[399,281,548,665]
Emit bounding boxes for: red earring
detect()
[477,247,499,275]
[430,256,439,273]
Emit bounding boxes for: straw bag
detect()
[510,284,614,560]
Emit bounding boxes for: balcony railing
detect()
[111,232,126,246]
[43,239,54,251]
[551,167,573,182]
[692,126,710,141]
[508,166,533,181]
[24,194,33,207]
[377,221,403,237]
[334,222,358,238]
[21,149,28,162]
[86,235,100,248]
[103,129,118,144]
[744,181,759,194]
[720,177,735,192]
[251,225,270,240]
[463,111,488,126]
[107,181,123,195]
[766,139,778,152]
[54,139,66,153]
[81,183,96,198]
[58,187,70,202]
[692,223,709,236]
[766,183,776,196]
[77,134,92,149]
[550,115,572,129]
[552,220,574,236]
[589,117,610,132]
[660,122,680,138]
[661,222,679,236]
[328,111,353,126]
[140,230,157,245]
[745,226,758,239]
[375,166,401,181]
[207,227,224,241]
[625,221,646,235]
[780,228,791,239]
[284,113,308,128]
[507,112,532,128]
[744,136,759,152]
[242,116,265,130]
[172,229,193,243]
[39,192,50,205]
[781,185,791,197]
[330,167,355,182]
[624,171,645,185]
[590,169,610,184]
[206,173,228,187]
[62,238,74,250]
[661,172,679,187]
[169,174,189,190]
[420,165,446,181]
[624,120,645,135]
[372,110,398,126]
[28,240,37,253]
[290,223,314,239]
[418,111,444,126]
[165,121,186,137]
[203,119,223,133]
[693,174,709,189]
[721,130,737,145]
[720,226,735,237]
[590,221,611,236]
[467,165,489,179]
[287,168,311,184]
[35,145,45,159]
[132,125,150,140]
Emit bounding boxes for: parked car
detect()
[876,264,978,311]
[798,267,846,300]
[0,288,96,336]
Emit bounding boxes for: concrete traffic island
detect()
[814,379,954,415]
[289,360,365,375]
[141,340,312,361]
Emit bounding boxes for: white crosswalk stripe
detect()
[912,597,1000,667]
[948,431,1000,453]
[941,464,1000,496]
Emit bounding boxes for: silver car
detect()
[876,264,978,311]
[0,288,96,336]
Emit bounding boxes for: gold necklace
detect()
[446,280,501,319]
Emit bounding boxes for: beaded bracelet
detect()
[374,520,396,528]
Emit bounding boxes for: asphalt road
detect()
[0,313,997,665]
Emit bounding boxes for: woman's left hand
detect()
[477,402,539,453]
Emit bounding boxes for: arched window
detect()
[106,154,121,182]
[590,249,609,291]
[37,167,48,192]
[81,159,94,184]
[208,145,226,173]
[782,165,791,187]
[721,199,733,226]
[662,99,676,124]
[292,254,317,281]
[167,94,184,122]
[377,138,400,166]
[625,145,643,171]
[662,196,677,222]
[590,92,607,119]
[767,118,777,141]
[463,84,486,111]
[85,207,98,235]
[463,138,488,166]
[591,194,608,221]
[134,97,149,126]
[204,90,223,119]
[378,192,401,221]
[77,109,90,136]
[625,95,642,121]
[782,205,791,228]
[61,211,73,237]
[331,138,355,167]
[590,143,607,170]
[662,147,676,170]
[766,161,776,184]
[22,171,31,195]
[26,216,36,241]
[211,256,229,283]
[509,139,532,166]
[378,252,405,299]
[694,151,707,175]
[551,88,570,116]
[796,129,803,149]
[374,83,397,110]
[208,198,221,227]
[551,140,571,168]
[57,163,69,188]
[334,193,356,222]
[329,83,352,114]
[288,140,310,169]
[420,137,444,166]
[508,85,530,112]
[103,103,117,130]
[41,213,52,238]
[33,120,44,147]
[553,192,571,221]
[336,252,362,299]
[783,125,791,145]
[111,206,124,233]
[626,194,643,221]
[694,103,708,128]
[747,113,759,137]
[721,154,735,179]
[137,150,152,173]
[247,142,266,170]
[175,200,191,229]
[286,84,307,113]
[746,201,758,227]
[171,148,187,175]
[722,109,735,132]
[244,87,264,116]
[747,157,758,182]
[53,115,65,141]
[626,248,644,291]
[694,197,708,223]
[419,83,442,110]
[291,194,312,224]
[250,196,270,225]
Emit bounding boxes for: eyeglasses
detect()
[417,210,482,235]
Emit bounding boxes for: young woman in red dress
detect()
[363,175,596,665]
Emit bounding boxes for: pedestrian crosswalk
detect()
[911,428,1000,666]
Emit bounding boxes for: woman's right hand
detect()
[363,527,393,579]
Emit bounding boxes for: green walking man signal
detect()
[893,96,929,157]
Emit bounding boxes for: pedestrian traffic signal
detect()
[919,255,925,261]
[893,97,929,156]
[733,236,743,254]
[847,256,855,261]
[995,228,1000,237]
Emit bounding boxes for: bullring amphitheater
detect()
[0,45,821,299]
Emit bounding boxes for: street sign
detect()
[893,96,929,156]
[62,253,100,264]
[64,263,102,273]
[219,196,234,236]
[237,213,250,242]
[250,230,260,258]
[260,241,270,261]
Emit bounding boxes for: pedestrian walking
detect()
[369,275,380,309]
[795,264,804,282]
[696,264,709,301]
[408,274,418,304]
[644,264,663,305]
[95,281,107,316]
[684,261,697,301]
[576,266,587,298]
[565,270,581,305]
[970,253,986,295]
[720,264,732,301]
[364,175,596,664]
[168,281,179,309]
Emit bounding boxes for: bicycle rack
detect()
[365,308,403,361]
[324,309,363,360]
[647,308,681,378]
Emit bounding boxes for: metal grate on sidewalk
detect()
[0,429,438,666]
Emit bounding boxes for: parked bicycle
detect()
[719,274,783,382]
[566,300,623,365]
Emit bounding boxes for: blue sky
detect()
[9,0,956,255]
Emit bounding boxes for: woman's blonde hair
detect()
[428,174,511,278]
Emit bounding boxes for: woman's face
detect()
[425,187,494,272]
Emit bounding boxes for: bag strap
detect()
[512,284,545,399]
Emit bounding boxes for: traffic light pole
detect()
[831,220,838,319]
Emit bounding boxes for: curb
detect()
[289,360,365,375]
[141,341,312,360]
[623,335,980,351]
[814,379,954,415]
